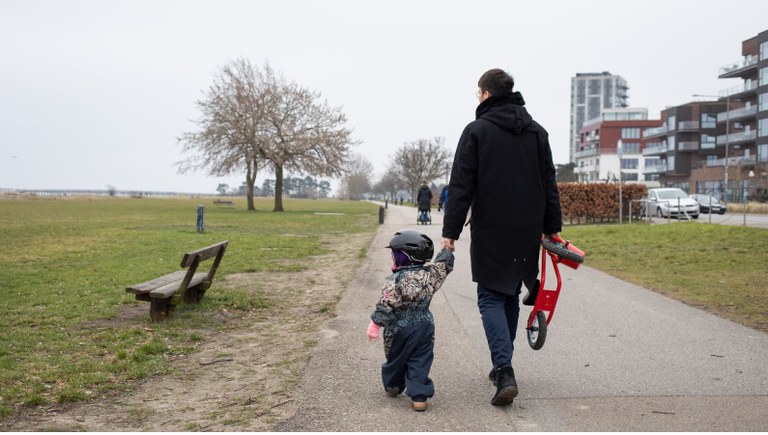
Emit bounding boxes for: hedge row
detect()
[558,183,648,224]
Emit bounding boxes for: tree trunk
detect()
[273,164,284,212]
[246,158,256,211]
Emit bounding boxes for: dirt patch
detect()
[1,232,373,431]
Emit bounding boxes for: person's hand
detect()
[441,238,455,252]
[547,233,562,242]
[367,320,381,341]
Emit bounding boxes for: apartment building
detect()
[569,72,629,163]
[696,29,768,202]
[574,108,661,183]
[642,101,728,193]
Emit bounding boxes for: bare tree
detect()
[340,153,374,200]
[178,58,355,212]
[177,58,273,210]
[392,137,453,201]
[374,166,404,201]
[263,79,357,211]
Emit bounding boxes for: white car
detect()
[647,188,699,219]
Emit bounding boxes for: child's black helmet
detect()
[386,229,434,263]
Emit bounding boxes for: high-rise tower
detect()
[570,72,629,162]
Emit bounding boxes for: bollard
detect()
[379,206,384,224]
[385,199,388,209]
[196,205,205,233]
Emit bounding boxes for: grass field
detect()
[1,196,767,421]
[0,196,380,418]
[565,222,768,333]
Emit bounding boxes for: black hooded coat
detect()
[442,92,562,294]
[416,185,432,211]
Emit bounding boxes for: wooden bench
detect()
[126,241,229,321]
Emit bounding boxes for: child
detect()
[366,229,454,411]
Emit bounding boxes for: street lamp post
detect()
[724,94,731,201]
[617,139,623,224]
[743,170,755,226]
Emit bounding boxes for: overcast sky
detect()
[1,0,767,194]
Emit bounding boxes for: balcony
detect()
[719,82,758,99]
[574,147,599,158]
[718,56,758,79]
[643,165,667,175]
[677,121,700,131]
[678,141,699,152]
[643,144,668,156]
[717,105,757,123]
[643,125,668,139]
[703,155,757,168]
[716,130,757,146]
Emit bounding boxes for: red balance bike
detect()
[524,236,585,350]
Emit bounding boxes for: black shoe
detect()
[491,366,519,406]
[385,386,403,397]
[488,368,498,386]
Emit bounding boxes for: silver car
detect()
[647,188,700,219]
[690,193,727,214]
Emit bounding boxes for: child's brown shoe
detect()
[411,401,428,412]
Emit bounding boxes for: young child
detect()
[366,229,454,411]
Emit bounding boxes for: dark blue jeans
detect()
[477,283,522,369]
[381,321,435,401]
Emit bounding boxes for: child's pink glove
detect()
[367,320,381,341]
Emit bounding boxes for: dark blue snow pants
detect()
[381,320,435,401]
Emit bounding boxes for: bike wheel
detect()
[527,311,547,350]
[541,238,584,264]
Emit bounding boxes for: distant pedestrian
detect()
[441,68,562,406]
[367,230,454,411]
[438,185,448,213]
[416,180,432,223]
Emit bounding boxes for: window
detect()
[701,113,717,129]
[623,173,639,181]
[762,41,768,61]
[760,67,768,87]
[667,115,676,131]
[621,128,640,139]
[621,158,639,169]
[760,93,768,112]
[759,144,768,162]
[604,79,613,107]
[588,97,601,119]
[589,79,600,94]
[621,142,640,154]
[700,134,716,149]
[759,118,768,138]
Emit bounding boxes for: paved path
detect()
[275,203,768,431]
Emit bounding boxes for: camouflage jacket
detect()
[371,248,454,356]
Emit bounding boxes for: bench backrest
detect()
[181,240,228,286]
[181,241,229,267]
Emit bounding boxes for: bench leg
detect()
[149,298,171,321]
[183,284,209,303]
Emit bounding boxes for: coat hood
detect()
[475,91,533,134]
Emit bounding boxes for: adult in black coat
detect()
[441,69,562,406]
[416,181,433,223]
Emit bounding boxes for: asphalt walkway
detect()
[274,203,768,431]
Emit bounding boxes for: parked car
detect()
[689,193,727,214]
[647,188,699,219]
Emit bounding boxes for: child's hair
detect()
[391,248,421,267]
